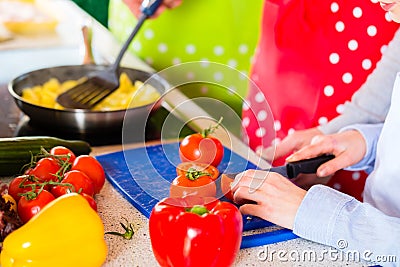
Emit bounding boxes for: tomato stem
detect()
[185,168,211,181]
[201,117,223,137]
[105,217,135,240]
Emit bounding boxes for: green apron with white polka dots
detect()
[108,0,263,115]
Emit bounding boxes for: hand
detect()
[286,130,367,177]
[123,0,182,18]
[257,127,323,161]
[230,170,306,230]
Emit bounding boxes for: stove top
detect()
[14,115,161,146]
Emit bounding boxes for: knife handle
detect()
[286,154,335,178]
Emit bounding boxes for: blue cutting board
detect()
[96,142,298,248]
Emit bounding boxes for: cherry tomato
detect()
[18,189,55,223]
[27,157,61,183]
[50,146,76,164]
[179,133,224,167]
[51,170,95,198]
[8,175,40,202]
[71,155,105,194]
[169,173,216,198]
[176,162,219,181]
[81,192,97,212]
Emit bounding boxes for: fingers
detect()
[258,128,322,161]
[163,0,182,8]
[286,130,366,176]
[231,172,305,230]
[123,0,182,18]
[286,134,336,162]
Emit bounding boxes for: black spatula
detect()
[57,0,162,109]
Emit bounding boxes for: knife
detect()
[223,154,335,179]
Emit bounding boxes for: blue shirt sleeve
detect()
[293,185,400,266]
[339,123,383,173]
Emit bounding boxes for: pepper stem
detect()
[186,205,209,216]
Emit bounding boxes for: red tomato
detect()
[179,133,224,167]
[27,157,61,183]
[170,174,216,198]
[51,170,95,198]
[50,146,76,164]
[71,155,105,194]
[8,175,39,202]
[81,192,97,212]
[176,162,219,181]
[17,189,55,223]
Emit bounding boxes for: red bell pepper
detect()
[149,196,243,267]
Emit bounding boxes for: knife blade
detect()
[223,154,335,179]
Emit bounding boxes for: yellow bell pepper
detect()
[1,193,108,267]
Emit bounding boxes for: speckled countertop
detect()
[93,145,367,267]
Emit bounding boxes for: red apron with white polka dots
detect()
[242,0,399,200]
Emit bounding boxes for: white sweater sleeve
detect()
[319,28,400,134]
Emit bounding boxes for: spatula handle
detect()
[140,0,163,17]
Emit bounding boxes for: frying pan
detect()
[8,64,170,134]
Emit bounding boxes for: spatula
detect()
[56,0,162,109]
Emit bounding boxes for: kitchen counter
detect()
[0,1,367,266]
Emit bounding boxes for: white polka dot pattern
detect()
[255,127,266,138]
[335,21,345,32]
[186,44,196,54]
[348,40,358,51]
[144,29,154,39]
[158,43,168,53]
[331,2,339,12]
[324,85,334,97]
[254,92,265,103]
[274,120,281,131]
[329,53,340,64]
[242,117,250,127]
[353,7,362,18]
[367,25,377,36]
[362,59,372,70]
[336,104,345,114]
[213,46,224,56]
[214,72,223,82]
[352,172,361,180]
[318,117,328,125]
[239,44,249,54]
[342,73,353,84]
[257,110,268,121]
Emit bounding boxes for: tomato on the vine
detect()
[51,170,95,198]
[179,119,224,167]
[81,192,97,212]
[71,155,105,194]
[8,175,40,202]
[26,157,61,183]
[50,146,76,164]
[17,189,55,223]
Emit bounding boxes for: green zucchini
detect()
[0,136,92,177]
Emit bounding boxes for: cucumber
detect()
[0,136,92,177]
